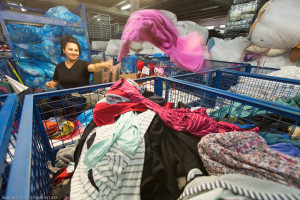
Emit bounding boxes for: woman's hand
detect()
[104,59,113,70]
[45,81,55,90]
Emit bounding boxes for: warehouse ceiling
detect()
[2,0,232,24]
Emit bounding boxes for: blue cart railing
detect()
[5,77,300,198]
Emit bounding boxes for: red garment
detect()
[110,79,259,137]
[54,167,73,185]
[105,88,129,98]
[93,102,148,126]
[164,102,174,109]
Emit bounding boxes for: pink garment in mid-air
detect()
[118,9,204,73]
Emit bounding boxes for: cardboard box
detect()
[119,73,137,79]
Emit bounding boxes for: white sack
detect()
[153,46,165,55]
[174,21,209,45]
[142,41,155,50]
[130,41,143,51]
[106,39,121,56]
[247,51,300,69]
[250,0,300,49]
[139,49,154,55]
[210,37,249,62]
[158,10,177,25]
[91,41,109,51]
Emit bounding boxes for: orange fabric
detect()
[289,47,300,63]
[297,44,300,48]
[43,121,58,135]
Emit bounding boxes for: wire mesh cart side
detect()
[171,68,300,106]
[0,93,22,198]
[5,77,300,199]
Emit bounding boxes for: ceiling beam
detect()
[33,0,131,17]
[186,15,227,22]
[167,2,215,13]
[177,9,229,20]
[207,0,232,7]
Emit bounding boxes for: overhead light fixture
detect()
[201,6,219,11]
[121,4,131,10]
[205,26,214,30]
[19,3,27,12]
[116,0,127,7]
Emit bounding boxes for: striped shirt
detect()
[70,110,156,200]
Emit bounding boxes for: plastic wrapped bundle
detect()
[29,40,60,64]
[7,23,43,43]
[42,24,64,37]
[14,47,32,62]
[71,35,89,50]
[42,30,61,44]
[18,62,46,77]
[63,27,85,36]
[80,50,90,62]
[23,74,46,88]
[44,6,81,23]
[35,61,56,79]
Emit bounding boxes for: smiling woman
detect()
[45,35,113,90]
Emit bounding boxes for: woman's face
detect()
[63,42,79,61]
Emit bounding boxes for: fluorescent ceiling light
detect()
[19,3,27,12]
[205,26,214,30]
[121,4,131,10]
[220,25,226,28]
[201,6,219,11]
[116,0,127,7]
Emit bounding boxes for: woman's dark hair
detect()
[60,35,81,56]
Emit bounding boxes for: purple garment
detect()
[269,143,300,158]
[118,9,204,73]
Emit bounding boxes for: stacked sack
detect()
[208,0,300,69]
[7,6,90,88]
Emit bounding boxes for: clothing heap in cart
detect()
[46,78,300,200]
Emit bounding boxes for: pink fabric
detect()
[118,9,204,73]
[198,131,300,188]
[110,79,259,137]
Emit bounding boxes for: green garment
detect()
[211,95,300,119]
[259,132,300,148]
[83,111,141,170]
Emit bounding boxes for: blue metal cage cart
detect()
[0,93,22,198]
[120,56,252,77]
[5,76,300,198]
[171,66,300,107]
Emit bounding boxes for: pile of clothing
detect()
[48,79,300,200]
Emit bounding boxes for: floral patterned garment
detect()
[198,131,300,188]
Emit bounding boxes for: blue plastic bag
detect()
[24,74,46,88]
[71,35,89,50]
[14,46,32,61]
[63,27,85,36]
[7,23,43,43]
[77,109,93,128]
[35,61,56,79]
[29,40,60,64]
[80,50,89,61]
[44,6,81,23]
[18,62,46,77]
[121,55,138,73]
